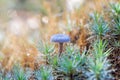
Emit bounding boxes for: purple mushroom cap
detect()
[50,34,70,43]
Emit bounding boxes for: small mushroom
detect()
[51,34,70,56]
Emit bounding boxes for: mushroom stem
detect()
[59,43,63,56]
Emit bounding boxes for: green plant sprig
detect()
[87,40,113,80]
[90,12,109,39]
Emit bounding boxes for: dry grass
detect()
[1,35,40,70]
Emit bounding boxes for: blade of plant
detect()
[91,12,109,38]
[34,66,54,80]
[87,40,113,80]
[54,45,88,80]
[12,64,31,80]
[110,3,120,16]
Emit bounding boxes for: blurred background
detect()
[0,0,119,70]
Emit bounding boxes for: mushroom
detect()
[51,34,70,56]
